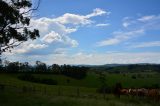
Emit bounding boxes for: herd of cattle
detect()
[118,88,160,100]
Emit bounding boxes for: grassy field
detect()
[0,72,160,106]
[1,72,159,88]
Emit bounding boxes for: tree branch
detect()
[21,0,41,15]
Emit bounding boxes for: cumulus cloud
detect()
[42,31,62,43]
[11,42,48,54]
[55,13,91,25]
[30,18,77,35]
[41,31,78,47]
[54,8,108,25]
[5,8,108,56]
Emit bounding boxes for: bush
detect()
[131,75,136,79]
[18,74,58,85]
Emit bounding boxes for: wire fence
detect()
[0,83,102,100]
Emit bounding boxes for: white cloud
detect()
[138,15,156,22]
[4,51,160,65]
[96,29,144,47]
[6,8,107,55]
[53,48,67,54]
[55,8,108,25]
[122,22,130,28]
[97,38,120,46]
[62,35,79,47]
[42,31,62,43]
[44,52,160,65]
[130,41,160,48]
[42,31,78,47]
[10,42,48,54]
[85,8,109,18]
[97,14,160,47]
[55,13,91,25]
[96,23,110,27]
[30,18,77,35]
[122,15,160,30]
[122,17,136,28]
[28,8,108,50]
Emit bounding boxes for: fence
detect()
[0,83,101,100]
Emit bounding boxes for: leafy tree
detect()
[35,61,47,72]
[98,72,107,99]
[0,0,40,54]
[6,61,20,72]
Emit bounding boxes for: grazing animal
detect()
[137,88,148,97]
[130,89,138,96]
[120,89,130,95]
[117,88,160,100]
[147,89,159,100]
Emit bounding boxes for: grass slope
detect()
[0,73,160,106]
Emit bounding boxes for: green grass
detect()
[0,73,160,106]
[1,87,159,106]
[105,72,160,88]
[23,72,160,88]
[1,72,160,88]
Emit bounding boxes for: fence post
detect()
[44,87,46,95]
[58,86,61,96]
[33,86,36,92]
[22,86,27,93]
[77,87,80,97]
[103,88,106,99]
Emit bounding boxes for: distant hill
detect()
[87,64,160,73]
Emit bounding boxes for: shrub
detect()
[18,74,58,85]
[131,75,136,79]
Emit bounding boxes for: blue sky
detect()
[3,0,160,65]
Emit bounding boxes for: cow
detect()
[120,88,130,95]
[137,88,148,97]
[147,89,159,101]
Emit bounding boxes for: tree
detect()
[0,0,40,54]
[35,61,47,72]
[6,61,20,72]
[98,72,107,99]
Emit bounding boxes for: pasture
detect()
[1,72,159,88]
[0,72,160,106]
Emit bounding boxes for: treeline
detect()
[90,64,160,73]
[0,61,88,79]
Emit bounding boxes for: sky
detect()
[3,0,160,65]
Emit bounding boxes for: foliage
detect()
[0,0,40,54]
[35,61,47,72]
[0,60,88,79]
[61,65,88,79]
